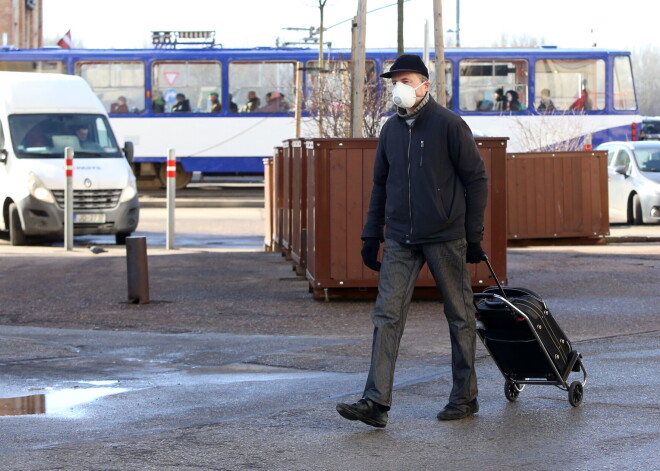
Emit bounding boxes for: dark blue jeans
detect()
[363,238,478,409]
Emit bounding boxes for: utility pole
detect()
[423,20,430,66]
[317,0,327,137]
[318,0,327,70]
[352,0,367,138]
[455,0,461,47]
[294,61,303,138]
[397,0,404,56]
[350,16,358,136]
[433,0,446,106]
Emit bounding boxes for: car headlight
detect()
[119,184,137,203]
[27,172,55,203]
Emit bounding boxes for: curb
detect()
[138,199,264,209]
[605,236,660,243]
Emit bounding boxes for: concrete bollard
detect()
[126,236,150,304]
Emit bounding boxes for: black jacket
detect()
[362,95,488,245]
[172,99,191,112]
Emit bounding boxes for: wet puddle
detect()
[0,394,45,416]
[0,384,128,417]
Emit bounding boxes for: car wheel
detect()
[9,203,28,246]
[632,194,644,225]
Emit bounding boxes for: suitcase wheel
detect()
[504,380,524,402]
[568,381,584,407]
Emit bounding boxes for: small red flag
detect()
[57,30,72,49]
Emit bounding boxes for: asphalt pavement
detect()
[0,187,659,470]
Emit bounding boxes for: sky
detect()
[41,0,657,51]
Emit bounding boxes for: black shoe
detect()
[436,399,479,421]
[336,398,388,428]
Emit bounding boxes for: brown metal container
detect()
[289,139,308,274]
[263,157,274,251]
[305,137,508,300]
[506,151,609,242]
[271,146,284,252]
[280,140,294,259]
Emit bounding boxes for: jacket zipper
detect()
[419,140,425,167]
[407,127,413,239]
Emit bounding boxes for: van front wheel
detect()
[115,232,130,245]
[9,203,28,246]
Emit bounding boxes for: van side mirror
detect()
[0,149,7,164]
[123,141,134,163]
[613,165,628,176]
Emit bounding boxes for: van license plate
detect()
[74,213,106,223]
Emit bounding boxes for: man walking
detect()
[336,54,488,428]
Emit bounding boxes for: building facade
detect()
[0,0,43,48]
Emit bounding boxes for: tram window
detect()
[613,56,637,111]
[305,60,378,111]
[152,61,222,113]
[229,61,296,113]
[0,60,65,74]
[459,59,528,112]
[382,59,452,108]
[534,59,605,112]
[76,61,145,114]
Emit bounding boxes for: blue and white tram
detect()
[0,45,641,186]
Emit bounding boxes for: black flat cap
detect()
[380,54,429,78]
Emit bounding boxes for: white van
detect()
[0,72,139,245]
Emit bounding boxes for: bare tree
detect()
[491,33,546,47]
[363,80,391,138]
[302,61,389,138]
[631,45,660,116]
[512,112,587,152]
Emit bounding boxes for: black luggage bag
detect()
[474,256,587,407]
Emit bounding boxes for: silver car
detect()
[596,141,660,224]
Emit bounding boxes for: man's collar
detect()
[397,92,432,119]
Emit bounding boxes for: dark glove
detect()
[361,238,382,272]
[466,242,486,264]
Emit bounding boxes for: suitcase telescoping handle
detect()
[480,253,507,300]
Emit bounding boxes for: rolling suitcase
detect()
[474,255,587,407]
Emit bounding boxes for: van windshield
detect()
[9,114,123,159]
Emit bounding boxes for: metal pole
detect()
[317,1,327,137]
[433,0,447,107]
[64,146,74,251]
[318,1,325,70]
[352,0,367,138]
[456,0,460,47]
[350,15,357,135]
[166,148,176,250]
[423,20,429,66]
[294,61,303,138]
[397,0,404,56]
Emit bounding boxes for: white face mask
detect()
[392,80,428,109]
